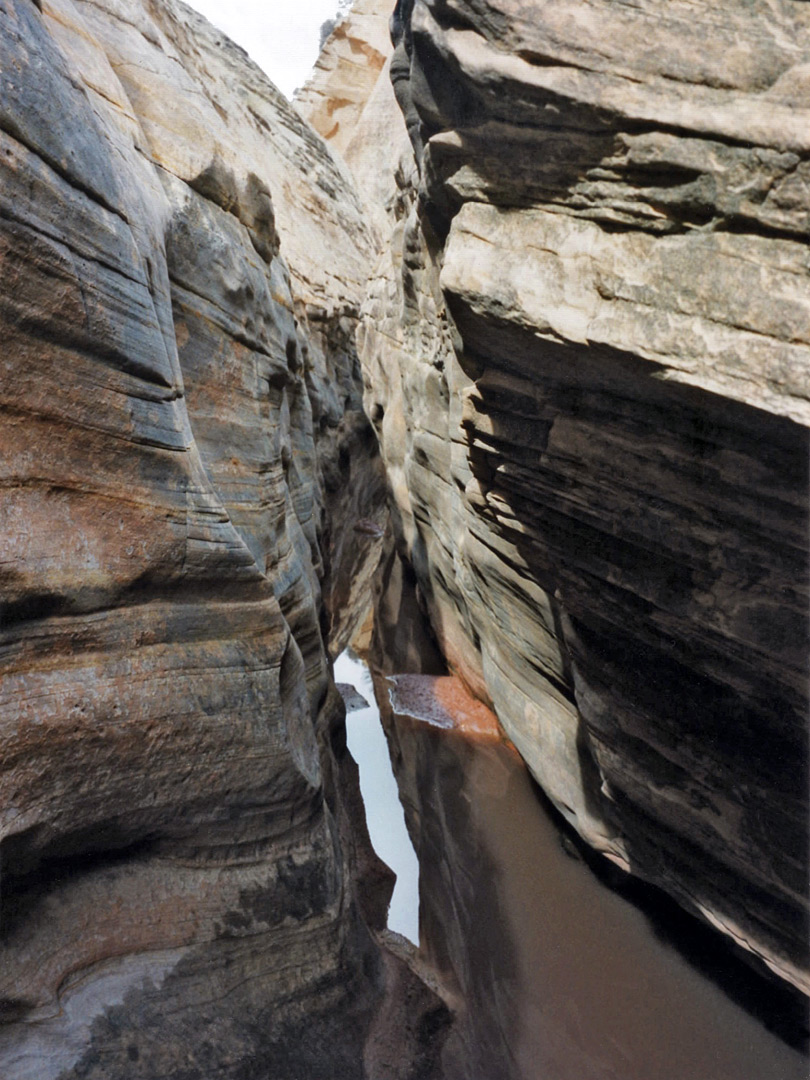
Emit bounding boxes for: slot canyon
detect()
[0,0,808,1076]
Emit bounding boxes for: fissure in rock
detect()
[1,0,808,1076]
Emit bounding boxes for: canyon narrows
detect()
[2,0,809,1077]
[351,0,810,999]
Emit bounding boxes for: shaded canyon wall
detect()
[2,0,809,1072]
[341,0,810,994]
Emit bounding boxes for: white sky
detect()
[334,651,420,944]
[186,0,340,99]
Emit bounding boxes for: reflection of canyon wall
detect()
[0,0,421,1074]
[378,669,808,1080]
[355,0,810,993]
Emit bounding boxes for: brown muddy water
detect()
[344,658,809,1080]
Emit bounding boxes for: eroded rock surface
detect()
[296,0,411,246]
[359,0,810,994]
[0,0,428,1075]
[296,0,392,160]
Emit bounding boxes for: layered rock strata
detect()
[359,0,810,993]
[0,0,428,1075]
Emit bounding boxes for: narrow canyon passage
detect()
[2,0,808,1074]
[339,596,809,1079]
[335,648,420,944]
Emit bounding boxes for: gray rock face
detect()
[360,0,810,993]
[0,0,432,1075]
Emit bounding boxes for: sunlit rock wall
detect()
[296,0,412,249]
[295,0,391,160]
[359,0,810,993]
[0,0,417,1075]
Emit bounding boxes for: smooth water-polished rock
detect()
[0,0,428,1075]
[358,0,810,995]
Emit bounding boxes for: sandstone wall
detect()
[295,0,392,160]
[296,0,412,247]
[0,0,426,1075]
[359,0,810,993]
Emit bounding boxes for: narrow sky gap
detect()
[185,0,342,98]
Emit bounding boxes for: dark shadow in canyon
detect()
[369,652,809,1078]
[447,302,809,1055]
[370,541,448,679]
[363,540,806,1077]
[528,770,810,1053]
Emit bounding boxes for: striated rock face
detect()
[376,663,809,1079]
[0,0,426,1075]
[4,0,808,1070]
[359,0,810,992]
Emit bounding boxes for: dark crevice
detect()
[516,47,620,78]
[710,215,810,243]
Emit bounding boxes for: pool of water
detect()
[379,673,809,1080]
[334,649,419,945]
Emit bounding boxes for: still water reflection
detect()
[379,674,808,1080]
[334,649,419,944]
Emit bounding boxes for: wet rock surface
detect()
[358,0,810,995]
